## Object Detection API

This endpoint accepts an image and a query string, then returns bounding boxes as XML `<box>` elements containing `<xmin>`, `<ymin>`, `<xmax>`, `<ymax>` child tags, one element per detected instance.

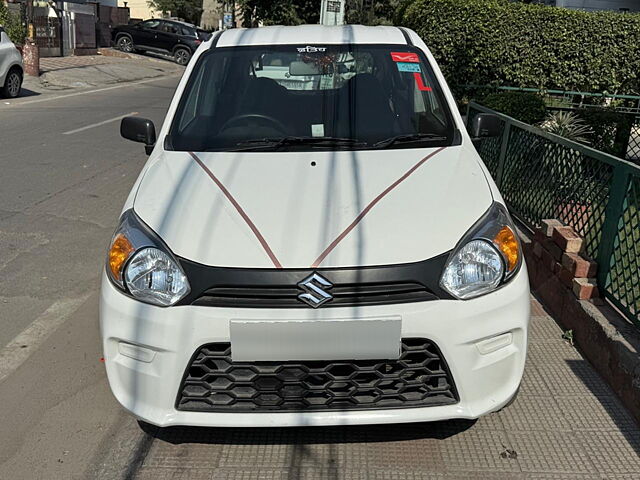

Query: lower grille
<box><xmin>176</xmin><ymin>338</ymin><xmax>458</xmax><ymax>412</ymax></box>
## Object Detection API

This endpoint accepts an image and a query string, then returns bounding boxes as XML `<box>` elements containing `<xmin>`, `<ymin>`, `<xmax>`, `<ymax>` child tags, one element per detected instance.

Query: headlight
<box><xmin>106</xmin><ymin>210</ymin><xmax>190</xmax><ymax>306</ymax></box>
<box><xmin>440</xmin><ymin>203</ymin><xmax>522</xmax><ymax>300</ymax></box>
<box><xmin>124</xmin><ymin>247</ymin><xmax>189</xmax><ymax>306</ymax></box>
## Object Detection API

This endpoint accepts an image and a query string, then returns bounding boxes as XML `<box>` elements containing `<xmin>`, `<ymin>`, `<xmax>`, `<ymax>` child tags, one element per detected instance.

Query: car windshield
<box><xmin>167</xmin><ymin>44</ymin><xmax>456</xmax><ymax>152</ymax></box>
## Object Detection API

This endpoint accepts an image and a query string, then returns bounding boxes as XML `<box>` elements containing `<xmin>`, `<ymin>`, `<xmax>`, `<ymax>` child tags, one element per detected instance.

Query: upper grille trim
<box><xmin>192</xmin><ymin>281</ymin><xmax>437</xmax><ymax>308</ymax></box>
<box><xmin>177</xmin><ymin>251</ymin><xmax>454</xmax><ymax>307</ymax></box>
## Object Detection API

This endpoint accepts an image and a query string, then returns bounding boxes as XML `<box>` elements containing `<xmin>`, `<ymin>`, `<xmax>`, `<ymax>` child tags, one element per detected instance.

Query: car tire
<box><xmin>116</xmin><ymin>34</ymin><xmax>134</xmax><ymax>53</ymax></box>
<box><xmin>173</xmin><ymin>47</ymin><xmax>191</xmax><ymax>66</ymax></box>
<box><xmin>2</xmin><ymin>67</ymin><xmax>22</xmax><ymax>98</ymax></box>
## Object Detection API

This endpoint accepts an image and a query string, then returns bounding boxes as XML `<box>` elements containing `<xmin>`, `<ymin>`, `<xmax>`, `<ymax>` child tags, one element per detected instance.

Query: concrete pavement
<box><xmin>19</xmin><ymin>52</ymin><xmax>184</xmax><ymax>96</ymax></box>
<box><xmin>0</xmin><ymin>76</ymin><xmax>638</xmax><ymax>479</ymax></box>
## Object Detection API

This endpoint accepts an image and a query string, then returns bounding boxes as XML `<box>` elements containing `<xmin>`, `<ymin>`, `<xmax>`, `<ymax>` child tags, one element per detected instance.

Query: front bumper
<box><xmin>99</xmin><ymin>266</ymin><xmax>530</xmax><ymax>427</ymax></box>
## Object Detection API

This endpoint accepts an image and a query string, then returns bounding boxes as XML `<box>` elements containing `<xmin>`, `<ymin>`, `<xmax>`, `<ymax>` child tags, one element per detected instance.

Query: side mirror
<box><xmin>470</xmin><ymin>113</ymin><xmax>501</xmax><ymax>138</ymax></box>
<box><xmin>121</xmin><ymin>116</ymin><xmax>156</xmax><ymax>154</ymax></box>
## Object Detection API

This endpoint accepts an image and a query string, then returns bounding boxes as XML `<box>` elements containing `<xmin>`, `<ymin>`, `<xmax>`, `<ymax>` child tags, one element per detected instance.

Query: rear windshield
<box><xmin>167</xmin><ymin>44</ymin><xmax>456</xmax><ymax>152</ymax></box>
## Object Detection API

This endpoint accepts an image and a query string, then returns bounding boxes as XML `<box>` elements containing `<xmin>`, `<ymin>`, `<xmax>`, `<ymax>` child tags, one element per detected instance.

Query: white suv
<box><xmin>0</xmin><ymin>26</ymin><xmax>23</xmax><ymax>98</ymax></box>
<box><xmin>102</xmin><ymin>25</ymin><xmax>530</xmax><ymax>428</ymax></box>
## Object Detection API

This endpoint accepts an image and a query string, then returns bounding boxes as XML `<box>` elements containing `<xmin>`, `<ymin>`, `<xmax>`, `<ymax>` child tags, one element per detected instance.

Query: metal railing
<box><xmin>467</xmin><ymin>102</ymin><xmax>640</xmax><ymax>327</ymax></box>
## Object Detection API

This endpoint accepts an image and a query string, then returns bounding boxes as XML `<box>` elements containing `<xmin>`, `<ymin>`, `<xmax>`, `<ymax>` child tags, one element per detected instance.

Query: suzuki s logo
<box><xmin>297</xmin><ymin>273</ymin><xmax>333</xmax><ymax>308</ymax></box>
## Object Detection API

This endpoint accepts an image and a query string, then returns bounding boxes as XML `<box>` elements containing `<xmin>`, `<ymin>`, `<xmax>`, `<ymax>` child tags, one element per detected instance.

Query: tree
<box><xmin>0</xmin><ymin>3</ymin><xmax>26</xmax><ymax>45</ymax></box>
<box><xmin>147</xmin><ymin>0</ymin><xmax>203</xmax><ymax>25</ymax></box>
<box><xmin>345</xmin><ymin>0</ymin><xmax>409</xmax><ymax>25</ymax></box>
<box><xmin>237</xmin><ymin>0</ymin><xmax>320</xmax><ymax>27</ymax></box>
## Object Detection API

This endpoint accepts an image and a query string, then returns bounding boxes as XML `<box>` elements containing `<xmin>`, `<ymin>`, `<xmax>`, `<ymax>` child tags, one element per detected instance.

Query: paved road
<box><xmin>0</xmin><ymin>77</ymin><xmax>181</xmax><ymax>479</ymax></box>
<box><xmin>0</xmin><ymin>78</ymin><xmax>639</xmax><ymax>479</ymax></box>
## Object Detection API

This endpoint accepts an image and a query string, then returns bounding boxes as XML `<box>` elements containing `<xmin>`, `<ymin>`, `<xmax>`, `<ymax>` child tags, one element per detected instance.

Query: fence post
<box><xmin>596</xmin><ymin>165</ymin><xmax>630</xmax><ymax>289</ymax></box>
<box><xmin>495</xmin><ymin>122</ymin><xmax>511</xmax><ymax>188</ymax></box>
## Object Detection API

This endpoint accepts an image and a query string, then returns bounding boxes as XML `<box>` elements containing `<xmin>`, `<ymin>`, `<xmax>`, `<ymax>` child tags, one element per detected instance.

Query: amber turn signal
<box><xmin>494</xmin><ymin>226</ymin><xmax>519</xmax><ymax>272</ymax></box>
<box><xmin>108</xmin><ymin>233</ymin><xmax>134</xmax><ymax>282</ymax></box>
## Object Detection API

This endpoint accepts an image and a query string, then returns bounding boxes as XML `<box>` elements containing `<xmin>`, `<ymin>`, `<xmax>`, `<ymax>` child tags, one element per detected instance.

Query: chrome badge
<box><xmin>297</xmin><ymin>273</ymin><xmax>333</xmax><ymax>308</ymax></box>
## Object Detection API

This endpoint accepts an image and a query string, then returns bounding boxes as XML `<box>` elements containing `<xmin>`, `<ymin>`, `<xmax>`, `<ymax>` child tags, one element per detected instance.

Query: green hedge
<box><xmin>481</xmin><ymin>91</ymin><xmax>547</xmax><ymax>124</ymax></box>
<box><xmin>401</xmin><ymin>0</ymin><xmax>640</xmax><ymax>96</ymax></box>
<box><xmin>0</xmin><ymin>3</ymin><xmax>26</xmax><ymax>45</ymax></box>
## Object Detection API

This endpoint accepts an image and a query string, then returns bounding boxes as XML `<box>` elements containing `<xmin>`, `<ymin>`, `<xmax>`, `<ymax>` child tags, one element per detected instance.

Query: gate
<box><xmin>97</xmin><ymin>6</ymin><xmax>129</xmax><ymax>48</ymax></box>
<box><xmin>33</xmin><ymin>12</ymin><xmax>62</xmax><ymax>57</ymax></box>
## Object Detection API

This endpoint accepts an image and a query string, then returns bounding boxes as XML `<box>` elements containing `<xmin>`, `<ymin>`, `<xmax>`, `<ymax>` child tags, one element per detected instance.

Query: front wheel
<box><xmin>116</xmin><ymin>35</ymin><xmax>134</xmax><ymax>53</ymax></box>
<box><xmin>2</xmin><ymin>69</ymin><xmax>22</xmax><ymax>98</ymax></box>
<box><xmin>173</xmin><ymin>48</ymin><xmax>191</xmax><ymax>66</ymax></box>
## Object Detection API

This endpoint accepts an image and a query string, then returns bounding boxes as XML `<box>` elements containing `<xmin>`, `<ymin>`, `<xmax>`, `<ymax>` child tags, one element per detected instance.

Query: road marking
<box><xmin>63</xmin><ymin>111</ymin><xmax>138</xmax><ymax>135</ymax></box>
<box><xmin>2</xmin><ymin>75</ymin><xmax>180</xmax><ymax>108</ymax></box>
<box><xmin>0</xmin><ymin>295</ymin><xmax>90</xmax><ymax>384</ymax></box>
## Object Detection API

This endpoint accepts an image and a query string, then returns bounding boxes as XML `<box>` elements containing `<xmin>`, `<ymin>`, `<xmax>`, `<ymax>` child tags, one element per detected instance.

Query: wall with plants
<box><xmin>400</xmin><ymin>0</ymin><xmax>640</xmax><ymax>96</ymax></box>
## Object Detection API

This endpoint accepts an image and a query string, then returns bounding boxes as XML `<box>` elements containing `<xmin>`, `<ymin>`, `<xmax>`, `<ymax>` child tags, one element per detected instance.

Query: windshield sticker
<box><xmin>390</xmin><ymin>52</ymin><xmax>419</xmax><ymax>63</ymax></box>
<box><xmin>311</xmin><ymin>124</ymin><xmax>325</xmax><ymax>137</ymax></box>
<box><xmin>413</xmin><ymin>72</ymin><xmax>432</xmax><ymax>91</ymax></box>
<box><xmin>297</xmin><ymin>46</ymin><xmax>327</xmax><ymax>53</ymax></box>
<box><xmin>397</xmin><ymin>62</ymin><xmax>421</xmax><ymax>73</ymax></box>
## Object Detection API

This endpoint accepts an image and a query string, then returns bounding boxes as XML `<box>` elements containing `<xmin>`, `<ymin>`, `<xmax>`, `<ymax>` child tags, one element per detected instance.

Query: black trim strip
<box><xmin>209</xmin><ymin>30</ymin><xmax>223</xmax><ymax>49</ymax></box>
<box><xmin>176</xmin><ymin>252</ymin><xmax>455</xmax><ymax>308</ymax></box>
<box><xmin>398</xmin><ymin>27</ymin><xmax>414</xmax><ymax>46</ymax></box>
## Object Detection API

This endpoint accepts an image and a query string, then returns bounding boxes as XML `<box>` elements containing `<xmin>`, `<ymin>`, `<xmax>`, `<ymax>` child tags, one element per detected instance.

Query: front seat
<box><xmin>333</xmin><ymin>73</ymin><xmax>399</xmax><ymax>143</ymax></box>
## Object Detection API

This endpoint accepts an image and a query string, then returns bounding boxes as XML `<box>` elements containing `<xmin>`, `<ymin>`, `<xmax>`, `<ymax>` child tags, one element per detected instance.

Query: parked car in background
<box><xmin>112</xmin><ymin>19</ymin><xmax>211</xmax><ymax>65</ymax></box>
<box><xmin>0</xmin><ymin>26</ymin><xmax>23</xmax><ymax>98</ymax></box>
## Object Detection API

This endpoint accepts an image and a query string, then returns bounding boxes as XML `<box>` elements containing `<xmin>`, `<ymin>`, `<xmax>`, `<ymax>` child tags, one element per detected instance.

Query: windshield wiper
<box><xmin>230</xmin><ymin>136</ymin><xmax>366</xmax><ymax>151</ymax></box>
<box><xmin>371</xmin><ymin>133</ymin><xmax>448</xmax><ymax>149</ymax></box>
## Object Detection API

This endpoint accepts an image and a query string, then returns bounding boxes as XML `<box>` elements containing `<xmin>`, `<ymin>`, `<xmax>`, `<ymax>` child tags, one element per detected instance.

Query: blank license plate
<box><xmin>230</xmin><ymin>317</ymin><xmax>401</xmax><ymax>362</ymax></box>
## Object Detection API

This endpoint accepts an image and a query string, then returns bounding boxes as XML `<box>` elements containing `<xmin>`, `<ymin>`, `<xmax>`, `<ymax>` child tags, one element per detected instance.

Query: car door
<box><xmin>156</xmin><ymin>21</ymin><xmax>179</xmax><ymax>53</ymax></box>
<box><xmin>133</xmin><ymin>19</ymin><xmax>162</xmax><ymax>50</ymax></box>
<box><xmin>0</xmin><ymin>27</ymin><xmax>12</xmax><ymax>82</ymax></box>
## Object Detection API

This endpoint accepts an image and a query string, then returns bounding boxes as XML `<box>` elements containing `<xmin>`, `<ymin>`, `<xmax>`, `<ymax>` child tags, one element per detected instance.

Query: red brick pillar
<box><xmin>22</xmin><ymin>40</ymin><xmax>40</xmax><ymax>77</ymax></box>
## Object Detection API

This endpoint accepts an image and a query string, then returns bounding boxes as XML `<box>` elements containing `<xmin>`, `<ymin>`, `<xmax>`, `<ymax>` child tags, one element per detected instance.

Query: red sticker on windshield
<box><xmin>413</xmin><ymin>72</ymin><xmax>432</xmax><ymax>91</ymax></box>
<box><xmin>390</xmin><ymin>52</ymin><xmax>419</xmax><ymax>63</ymax></box>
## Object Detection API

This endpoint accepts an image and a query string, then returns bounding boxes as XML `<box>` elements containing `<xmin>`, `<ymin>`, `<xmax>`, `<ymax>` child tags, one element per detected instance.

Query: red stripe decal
<box><xmin>311</xmin><ymin>146</ymin><xmax>447</xmax><ymax>268</ymax></box>
<box><xmin>391</xmin><ymin>52</ymin><xmax>420</xmax><ymax>63</ymax></box>
<box><xmin>413</xmin><ymin>72</ymin><xmax>432</xmax><ymax>91</ymax></box>
<box><xmin>189</xmin><ymin>152</ymin><xmax>283</xmax><ymax>269</ymax></box>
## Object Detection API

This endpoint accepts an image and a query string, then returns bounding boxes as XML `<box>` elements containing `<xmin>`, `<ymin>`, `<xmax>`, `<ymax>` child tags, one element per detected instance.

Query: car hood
<box><xmin>133</xmin><ymin>145</ymin><xmax>493</xmax><ymax>269</ymax></box>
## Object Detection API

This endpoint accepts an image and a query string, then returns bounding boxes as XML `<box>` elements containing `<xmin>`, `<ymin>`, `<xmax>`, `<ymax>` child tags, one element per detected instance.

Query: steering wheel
<box><xmin>220</xmin><ymin>114</ymin><xmax>288</xmax><ymax>134</ymax></box>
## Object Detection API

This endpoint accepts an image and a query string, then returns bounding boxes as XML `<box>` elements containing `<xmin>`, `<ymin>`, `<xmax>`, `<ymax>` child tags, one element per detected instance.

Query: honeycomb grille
<box><xmin>176</xmin><ymin>338</ymin><xmax>458</xmax><ymax>412</ymax></box>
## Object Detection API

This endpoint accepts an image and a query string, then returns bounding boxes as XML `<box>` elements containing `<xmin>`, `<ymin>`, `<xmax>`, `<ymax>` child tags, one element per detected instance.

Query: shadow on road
<box><xmin>14</xmin><ymin>88</ymin><xmax>41</xmax><ymax>99</ymax></box>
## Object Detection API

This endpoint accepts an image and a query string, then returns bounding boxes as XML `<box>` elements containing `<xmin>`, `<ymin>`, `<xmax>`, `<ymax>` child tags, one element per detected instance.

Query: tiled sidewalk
<box><xmin>39</xmin><ymin>55</ymin><xmax>126</xmax><ymax>73</ymax></box>
<box><xmin>132</xmin><ymin>297</ymin><xmax>640</xmax><ymax>479</ymax></box>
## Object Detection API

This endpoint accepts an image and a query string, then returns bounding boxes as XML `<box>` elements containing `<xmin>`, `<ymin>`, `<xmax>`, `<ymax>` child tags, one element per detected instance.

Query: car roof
<box><xmin>216</xmin><ymin>25</ymin><xmax>409</xmax><ymax>47</ymax></box>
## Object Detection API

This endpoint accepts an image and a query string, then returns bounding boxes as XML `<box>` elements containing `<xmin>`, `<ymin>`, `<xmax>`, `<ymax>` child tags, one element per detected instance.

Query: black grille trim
<box><xmin>176</xmin><ymin>338</ymin><xmax>459</xmax><ymax>412</ymax></box>
<box><xmin>193</xmin><ymin>281</ymin><xmax>436</xmax><ymax>308</ymax></box>
<box><xmin>177</xmin><ymin>252</ymin><xmax>454</xmax><ymax>307</ymax></box>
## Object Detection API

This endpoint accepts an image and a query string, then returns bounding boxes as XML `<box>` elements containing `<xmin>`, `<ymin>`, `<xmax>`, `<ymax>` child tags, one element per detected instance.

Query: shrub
<box><xmin>400</xmin><ymin>0</ymin><xmax>640</xmax><ymax>96</ymax></box>
<box><xmin>0</xmin><ymin>3</ymin><xmax>26</xmax><ymax>45</ymax></box>
<box><xmin>481</xmin><ymin>91</ymin><xmax>547</xmax><ymax>124</ymax></box>
<box><xmin>540</xmin><ymin>111</ymin><xmax>593</xmax><ymax>144</ymax></box>
<box><xmin>575</xmin><ymin>108</ymin><xmax>635</xmax><ymax>157</ymax></box>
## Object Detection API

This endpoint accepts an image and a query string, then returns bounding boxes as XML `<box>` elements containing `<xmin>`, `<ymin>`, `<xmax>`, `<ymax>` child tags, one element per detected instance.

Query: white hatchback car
<box><xmin>102</xmin><ymin>25</ymin><xmax>530</xmax><ymax>428</ymax></box>
<box><xmin>0</xmin><ymin>26</ymin><xmax>23</xmax><ymax>98</ymax></box>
